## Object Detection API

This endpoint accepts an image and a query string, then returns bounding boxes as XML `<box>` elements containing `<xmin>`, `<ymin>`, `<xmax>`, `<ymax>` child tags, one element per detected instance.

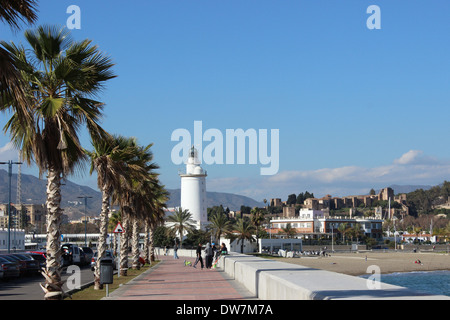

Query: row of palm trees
<box><xmin>0</xmin><ymin>1</ymin><xmax>168</xmax><ymax>299</ymax></box>
<box><xmin>166</xmin><ymin>207</ymin><xmax>265</xmax><ymax>254</ymax></box>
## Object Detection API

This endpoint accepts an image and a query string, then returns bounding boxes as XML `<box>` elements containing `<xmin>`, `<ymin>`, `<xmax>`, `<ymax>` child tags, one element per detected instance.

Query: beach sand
<box><xmin>276</xmin><ymin>251</ymin><xmax>450</xmax><ymax>276</ymax></box>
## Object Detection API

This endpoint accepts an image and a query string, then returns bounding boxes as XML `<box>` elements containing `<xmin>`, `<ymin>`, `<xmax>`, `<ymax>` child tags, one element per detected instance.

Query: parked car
<box><xmin>61</xmin><ymin>243</ymin><xmax>81</xmax><ymax>266</ymax></box>
<box><xmin>25</xmin><ymin>252</ymin><xmax>46</xmax><ymax>270</ymax></box>
<box><xmin>90</xmin><ymin>250</ymin><xmax>117</xmax><ymax>271</ymax></box>
<box><xmin>10</xmin><ymin>254</ymin><xmax>40</xmax><ymax>275</ymax></box>
<box><xmin>0</xmin><ymin>254</ymin><xmax>35</xmax><ymax>276</ymax></box>
<box><xmin>80</xmin><ymin>247</ymin><xmax>94</xmax><ymax>266</ymax></box>
<box><xmin>0</xmin><ymin>256</ymin><xmax>20</xmax><ymax>280</ymax></box>
<box><xmin>29</xmin><ymin>250</ymin><xmax>46</xmax><ymax>258</ymax></box>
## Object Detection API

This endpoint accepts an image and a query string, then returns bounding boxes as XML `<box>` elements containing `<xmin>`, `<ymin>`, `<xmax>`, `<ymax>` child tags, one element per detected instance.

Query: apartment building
<box><xmin>0</xmin><ymin>203</ymin><xmax>46</xmax><ymax>232</ymax></box>
<box><xmin>270</xmin><ymin>209</ymin><xmax>383</xmax><ymax>240</ymax></box>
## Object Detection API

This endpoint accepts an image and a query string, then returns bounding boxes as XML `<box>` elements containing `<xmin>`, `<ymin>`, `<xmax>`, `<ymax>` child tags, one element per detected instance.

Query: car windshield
<box><xmin>82</xmin><ymin>247</ymin><xmax>93</xmax><ymax>253</ymax></box>
<box><xmin>4</xmin><ymin>255</ymin><xmax>20</xmax><ymax>261</ymax></box>
<box><xmin>14</xmin><ymin>254</ymin><xmax>33</xmax><ymax>260</ymax></box>
<box><xmin>29</xmin><ymin>254</ymin><xmax>45</xmax><ymax>261</ymax></box>
<box><xmin>93</xmin><ymin>251</ymin><xmax>113</xmax><ymax>258</ymax></box>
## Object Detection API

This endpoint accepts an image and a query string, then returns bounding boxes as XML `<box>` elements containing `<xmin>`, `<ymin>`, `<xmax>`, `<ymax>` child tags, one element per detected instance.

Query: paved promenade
<box><xmin>104</xmin><ymin>255</ymin><xmax>257</xmax><ymax>300</ymax></box>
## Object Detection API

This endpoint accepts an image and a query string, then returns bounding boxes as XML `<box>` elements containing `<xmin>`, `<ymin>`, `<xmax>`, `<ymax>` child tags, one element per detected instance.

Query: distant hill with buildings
<box><xmin>166</xmin><ymin>189</ymin><xmax>263</xmax><ymax>211</ymax></box>
<box><xmin>0</xmin><ymin>169</ymin><xmax>102</xmax><ymax>220</ymax></box>
<box><xmin>0</xmin><ymin>169</ymin><xmax>263</xmax><ymax>218</ymax></box>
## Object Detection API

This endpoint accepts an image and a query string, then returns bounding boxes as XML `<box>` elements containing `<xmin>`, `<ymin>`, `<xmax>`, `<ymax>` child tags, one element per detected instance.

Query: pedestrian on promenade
<box><xmin>205</xmin><ymin>243</ymin><xmax>214</xmax><ymax>269</ymax></box>
<box><xmin>220</xmin><ymin>243</ymin><xmax>228</xmax><ymax>255</ymax></box>
<box><xmin>193</xmin><ymin>243</ymin><xmax>204</xmax><ymax>269</ymax></box>
<box><xmin>174</xmin><ymin>243</ymin><xmax>179</xmax><ymax>259</ymax></box>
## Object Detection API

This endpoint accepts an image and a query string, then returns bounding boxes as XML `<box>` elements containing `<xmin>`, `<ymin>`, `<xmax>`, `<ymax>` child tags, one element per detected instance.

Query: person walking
<box><xmin>205</xmin><ymin>243</ymin><xmax>214</xmax><ymax>269</ymax></box>
<box><xmin>173</xmin><ymin>243</ymin><xmax>179</xmax><ymax>259</ymax></box>
<box><xmin>193</xmin><ymin>243</ymin><xmax>204</xmax><ymax>269</ymax></box>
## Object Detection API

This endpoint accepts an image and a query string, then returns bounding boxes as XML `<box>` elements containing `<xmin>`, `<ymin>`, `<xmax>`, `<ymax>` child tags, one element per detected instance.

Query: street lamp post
<box><xmin>77</xmin><ymin>196</ymin><xmax>92</xmax><ymax>247</ymax></box>
<box><xmin>0</xmin><ymin>160</ymin><xmax>22</xmax><ymax>253</ymax></box>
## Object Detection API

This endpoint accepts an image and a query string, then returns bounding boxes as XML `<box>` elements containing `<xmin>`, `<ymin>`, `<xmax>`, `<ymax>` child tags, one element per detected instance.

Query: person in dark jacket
<box><xmin>193</xmin><ymin>243</ymin><xmax>204</xmax><ymax>269</ymax></box>
<box><xmin>204</xmin><ymin>243</ymin><xmax>214</xmax><ymax>269</ymax></box>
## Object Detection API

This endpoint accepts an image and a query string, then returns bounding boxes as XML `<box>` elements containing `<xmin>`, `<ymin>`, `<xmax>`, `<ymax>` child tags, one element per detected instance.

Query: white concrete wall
<box><xmin>161</xmin><ymin>249</ymin><xmax>449</xmax><ymax>300</ymax></box>
<box><xmin>217</xmin><ymin>253</ymin><xmax>450</xmax><ymax>300</ymax></box>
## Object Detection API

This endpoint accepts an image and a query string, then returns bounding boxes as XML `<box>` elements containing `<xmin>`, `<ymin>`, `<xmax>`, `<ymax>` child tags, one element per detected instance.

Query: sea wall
<box><xmin>155</xmin><ymin>248</ymin><xmax>449</xmax><ymax>300</ymax></box>
<box><xmin>216</xmin><ymin>253</ymin><xmax>450</xmax><ymax>300</ymax></box>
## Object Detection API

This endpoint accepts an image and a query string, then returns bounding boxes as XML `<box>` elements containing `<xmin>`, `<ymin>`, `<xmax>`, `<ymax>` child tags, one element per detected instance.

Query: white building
<box><xmin>179</xmin><ymin>146</ymin><xmax>208</xmax><ymax>230</ymax></box>
<box><xmin>270</xmin><ymin>208</ymin><xmax>384</xmax><ymax>240</ymax></box>
<box><xmin>0</xmin><ymin>228</ymin><xmax>25</xmax><ymax>252</ymax></box>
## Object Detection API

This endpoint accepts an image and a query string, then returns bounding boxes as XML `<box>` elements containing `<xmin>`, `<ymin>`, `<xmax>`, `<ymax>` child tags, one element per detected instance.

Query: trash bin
<box><xmin>100</xmin><ymin>257</ymin><xmax>114</xmax><ymax>285</ymax></box>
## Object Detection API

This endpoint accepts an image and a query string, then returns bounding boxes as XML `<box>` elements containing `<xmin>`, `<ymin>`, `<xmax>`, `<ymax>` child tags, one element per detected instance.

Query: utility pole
<box><xmin>0</xmin><ymin>160</ymin><xmax>22</xmax><ymax>253</ymax></box>
<box><xmin>77</xmin><ymin>196</ymin><xmax>92</xmax><ymax>247</ymax></box>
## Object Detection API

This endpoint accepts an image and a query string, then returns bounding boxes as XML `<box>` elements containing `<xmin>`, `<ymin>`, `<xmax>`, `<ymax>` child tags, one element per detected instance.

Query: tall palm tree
<box><xmin>112</xmin><ymin>141</ymin><xmax>159</xmax><ymax>275</ymax></box>
<box><xmin>167</xmin><ymin>208</ymin><xmax>196</xmax><ymax>248</ymax></box>
<box><xmin>143</xmin><ymin>181</ymin><xmax>168</xmax><ymax>264</ymax></box>
<box><xmin>209</xmin><ymin>211</ymin><xmax>232</xmax><ymax>244</ymax></box>
<box><xmin>0</xmin><ymin>0</ymin><xmax>37</xmax><ymax>29</ymax></box>
<box><xmin>234</xmin><ymin>218</ymin><xmax>255</xmax><ymax>253</ymax></box>
<box><xmin>250</xmin><ymin>207</ymin><xmax>265</xmax><ymax>250</ymax></box>
<box><xmin>0</xmin><ymin>0</ymin><xmax>37</xmax><ymax>109</ymax></box>
<box><xmin>1</xmin><ymin>25</ymin><xmax>115</xmax><ymax>299</ymax></box>
<box><xmin>86</xmin><ymin>134</ymin><xmax>145</xmax><ymax>289</ymax></box>
<box><xmin>109</xmin><ymin>210</ymin><xmax>121</xmax><ymax>254</ymax></box>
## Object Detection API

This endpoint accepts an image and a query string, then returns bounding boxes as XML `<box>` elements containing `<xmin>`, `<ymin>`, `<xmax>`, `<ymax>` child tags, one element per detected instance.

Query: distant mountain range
<box><xmin>0</xmin><ymin>169</ymin><xmax>103</xmax><ymax>220</ymax></box>
<box><xmin>0</xmin><ymin>170</ymin><xmax>263</xmax><ymax>219</ymax></box>
<box><xmin>389</xmin><ymin>184</ymin><xmax>432</xmax><ymax>194</ymax></box>
<box><xmin>165</xmin><ymin>189</ymin><xmax>263</xmax><ymax>211</ymax></box>
<box><xmin>1</xmin><ymin>169</ymin><xmax>440</xmax><ymax>218</ymax></box>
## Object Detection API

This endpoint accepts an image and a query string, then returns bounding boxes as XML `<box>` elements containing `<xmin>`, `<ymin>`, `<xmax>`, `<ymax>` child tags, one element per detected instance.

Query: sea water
<box><xmin>361</xmin><ymin>270</ymin><xmax>450</xmax><ymax>297</ymax></box>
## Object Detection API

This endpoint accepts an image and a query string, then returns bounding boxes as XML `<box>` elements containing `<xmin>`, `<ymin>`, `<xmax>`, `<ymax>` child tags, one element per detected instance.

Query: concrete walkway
<box><xmin>103</xmin><ymin>255</ymin><xmax>257</xmax><ymax>300</ymax></box>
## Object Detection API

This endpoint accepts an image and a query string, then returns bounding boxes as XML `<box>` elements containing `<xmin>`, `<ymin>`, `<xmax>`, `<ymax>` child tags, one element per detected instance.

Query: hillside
<box><xmin>0</xmin><ymin>169</ymin><xmax>103</xmax><ymax>221</ymax></box>
<box><xmin>166</xmin><ymin>189</ymin><xmax>263</xmax><ymax>211</ymax></box>
<box><xmin>0</xmin><ymin>170</ymin><xmax>263</xmax><ymax>219</ymax></box>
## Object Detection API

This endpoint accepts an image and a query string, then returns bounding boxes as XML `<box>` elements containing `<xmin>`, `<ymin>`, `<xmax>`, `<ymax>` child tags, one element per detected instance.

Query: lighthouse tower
<box><xmin>179</xmin><ymin>146</ymin><xmax>207</xmax><ymax>230</ymax></box>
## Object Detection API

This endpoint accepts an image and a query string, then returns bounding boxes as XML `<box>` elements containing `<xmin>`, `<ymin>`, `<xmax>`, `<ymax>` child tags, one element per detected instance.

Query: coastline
<box><xmin>276</xmin><ymin>251</ymin><xmax>450</xmax><ymax>276</ymax></box>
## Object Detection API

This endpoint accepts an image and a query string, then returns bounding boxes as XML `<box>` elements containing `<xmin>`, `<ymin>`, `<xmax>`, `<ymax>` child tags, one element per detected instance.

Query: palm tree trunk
<box><xmin>143</xmin><ymin>222</ymin><xmax>150</xmax><ymax>264</ymax></box>
<box><xmin>120</xmin><ymin>208</ymin><xmax>130</xmax><ymax>276</ymax></box>
<box><xmin>113</xmin><ymin>233</ymin><xmax>118</xmax><ymax>255</ymax></box>
<box><xmin>94</xmin><ymin>188</ymin><xmax>110</xmax><ymax>290</ymax></box>
<box><xmin>132</xmin><ymin>216</ymin><xmax>140</xmax><ymax>270</ymax></box>
<box><xmin>149</xmin><ymin>225</ymin><xmax>156</xmax><ymax>262</ymax></box>
<box><xmin>41</xmin><ymin>168</ymin><xmax>64</xmax><ymax>300</ymax></box>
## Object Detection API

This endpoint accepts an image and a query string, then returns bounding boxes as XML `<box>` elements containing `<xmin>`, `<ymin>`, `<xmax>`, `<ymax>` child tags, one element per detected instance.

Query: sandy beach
<box><xmin>276</xmin><ymin>251</ymin><xmax>450</xmax><ymax>276</ymax></box>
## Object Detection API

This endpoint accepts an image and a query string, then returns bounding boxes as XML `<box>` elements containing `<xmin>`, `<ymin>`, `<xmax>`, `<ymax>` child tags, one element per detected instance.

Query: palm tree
<box><xmin>338</xmin><ymin>223</ymin><xmax>349</xmax><ymax>244</ymax></box>
<box><xmin>143</xmin><ymin>182</ymin><xmax>168</xmax><ymax>263</ymax></box>
<box><xmin>86</xmin><ymin>134</ymin><xmax>146</xmax><ymax>289</ymax></box>
<box><xmin>209</xmin><ymin>211</ymin><xmax>232</xmax><ymax>244</ymax></box>
<box><xmin>234</xmin><ymin>218</ymin><xmax>255</xmax><ymax>253</ymax></box>
<box><xmin>250</xmin><ymin>207</ymin><xmax>265</xmax><ymax>249</ymax></box>
<box><xmin>279</xmin><ymin>223</ymin><xmax>297</xmax><ymax>239</ymax></box>
<box><xmin>0</xmin><ymin>0</ymin><xmax>37</xmax><ymax>110</ymax></box>
<box><xmin>167</xmin><ymin>208</ymin><xmax>196</xmax><ymax>248</ymax></box>
<box><xmin>111</xmin><ymin>141</ymin><xmax>159</xmax><ymax>275</ymax></box>
<box><xmin>109</xmin><ymin>211</ymin><xmax>121</xmax><ymax>254</ymax></box>
<box><xmin>1</xmin><ymin>25</ymin><xmax>115</xmax><ymax>299</ymax></box>
<box><xmin>0</xmin><ymin>0</ymin><xmax>37</xmax><ymax>29</ymax></box>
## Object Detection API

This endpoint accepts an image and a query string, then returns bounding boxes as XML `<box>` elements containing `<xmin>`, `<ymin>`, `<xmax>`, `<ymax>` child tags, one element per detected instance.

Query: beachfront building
<box><xmin>179</xmin><ymin>146</ymin><xmax>208</xmax><ymax>230</ymax></box>
<box><xmin>269</xmin><ymin>208</ymin><xmax>384</xmax><ymax>241</ymax></box>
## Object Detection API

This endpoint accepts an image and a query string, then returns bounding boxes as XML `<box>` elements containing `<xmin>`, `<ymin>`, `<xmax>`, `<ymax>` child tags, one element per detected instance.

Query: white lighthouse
<box><xmin>179</xmin><ymin>146</ymin><xmax>208</xmax><ymax>230</ymax></box>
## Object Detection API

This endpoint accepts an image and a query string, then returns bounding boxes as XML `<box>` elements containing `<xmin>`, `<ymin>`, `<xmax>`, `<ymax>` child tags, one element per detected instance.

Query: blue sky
<box><xmin>1</xmin><ymin>0</ymin><xmax>450</xmax><ymax>202</ymax></box>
